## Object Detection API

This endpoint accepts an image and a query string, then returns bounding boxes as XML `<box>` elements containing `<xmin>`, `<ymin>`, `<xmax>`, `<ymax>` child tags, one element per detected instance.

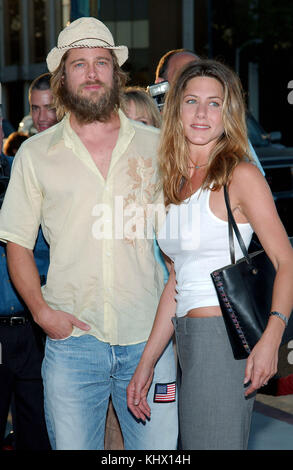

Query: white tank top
<box><xmin>158</xmin><ymin>188</ymin><xmax>253</xmax><ymax>317</ymax></box>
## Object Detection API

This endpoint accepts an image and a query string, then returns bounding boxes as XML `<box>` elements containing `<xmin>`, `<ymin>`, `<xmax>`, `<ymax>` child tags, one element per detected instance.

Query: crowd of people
<box><xmin>0</xmin><ymin>17</ymin><xmax>292</xmax><ymax>451</ymax></box>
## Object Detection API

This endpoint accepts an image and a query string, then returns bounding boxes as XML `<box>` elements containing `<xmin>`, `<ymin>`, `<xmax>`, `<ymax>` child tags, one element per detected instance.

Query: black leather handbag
<box><xmin>211</xmin><ymin>186</ymin><xmax>293</xmax><ymax>360</ymax></box>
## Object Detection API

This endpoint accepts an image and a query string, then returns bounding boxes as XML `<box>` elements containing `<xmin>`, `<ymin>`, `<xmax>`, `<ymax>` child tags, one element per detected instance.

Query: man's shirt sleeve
<box><xmin>0</xmin><ymin>148</ymin><xmax>42</xmax><ymax>249</ymax></box>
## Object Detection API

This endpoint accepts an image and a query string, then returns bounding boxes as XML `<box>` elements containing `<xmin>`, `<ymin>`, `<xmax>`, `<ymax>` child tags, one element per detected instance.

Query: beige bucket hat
<box><xmin>46</xmin><ymin>17</ymin><xmax>128</xmax><ymax>72</ymax></box>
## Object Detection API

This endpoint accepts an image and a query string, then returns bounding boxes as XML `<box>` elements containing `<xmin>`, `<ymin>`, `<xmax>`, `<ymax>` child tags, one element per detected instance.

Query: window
<box><xmin>100</xmin><ymin>0</ymin><xmax>149</xmax><ymax>50</ymax></box>
<box><xmin>30</xmin><ymin>0</ymin><xmax>47</xmax><ymax>63</ymax></box>
<box><xmin>4</xmin><ymin>0</ymin><xmax>21</xmax><ymax>65</ymax></box>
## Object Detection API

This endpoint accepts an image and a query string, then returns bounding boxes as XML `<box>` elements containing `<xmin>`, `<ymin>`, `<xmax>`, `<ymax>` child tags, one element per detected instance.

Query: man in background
<box><xmin>155</xmin><ymin>48</ymin><xmax>200</xmax><ymax>84</ymax></box>
<box><xmin>29</xmin><ymin>73</ymin><xmax>58</xmax><ymax>133</ymax></box>
<box><xmin>19</xmin><ymin>73</ymin><xmax>58</xmax><ymax>136</ymax></box>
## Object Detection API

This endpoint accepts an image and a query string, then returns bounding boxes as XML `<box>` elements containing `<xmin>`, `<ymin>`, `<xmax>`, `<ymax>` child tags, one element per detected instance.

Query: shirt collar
<box><xmin>48</xmin><ymin>110</ymin><xmax>134</xmax><ymax>147</ymax></box>
<box><xmin>47</xmin><ymin>116</ymin><xmax>67</xmax><ymax>151</ymax></box>
<box><xmin>110</xmin><ymin>109</ymin><xmax>135</xmax><ymax>167</ymax></box>
<box><xmin>47</xmin><ymin>110</ymin><xmax>136</xmax><ymax>175</ymax></box>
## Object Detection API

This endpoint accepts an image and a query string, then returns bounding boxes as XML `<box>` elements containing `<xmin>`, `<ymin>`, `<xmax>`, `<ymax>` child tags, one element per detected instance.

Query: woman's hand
<box><xmin>127</xmin><ymin>362</ymin><xmax>154</xmax><ymax>422</ymax></box>
<box><xmin>244</xmin><ymin>332</ymin><xmax>280</xmax><ymax>397</ymax></box>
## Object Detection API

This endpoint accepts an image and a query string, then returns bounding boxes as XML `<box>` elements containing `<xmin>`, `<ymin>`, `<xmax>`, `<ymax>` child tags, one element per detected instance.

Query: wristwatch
<box><xmin>269</xmin><ymin>311</ymin><xmax>288</xmax><ymax>327</ymax></box>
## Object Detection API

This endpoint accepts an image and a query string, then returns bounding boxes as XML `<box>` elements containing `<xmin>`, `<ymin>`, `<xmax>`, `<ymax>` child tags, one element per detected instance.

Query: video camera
<box><xmin>147</xmin><ymin>81</ymin><xmax>169</xmax><ymax>111</ymax></box>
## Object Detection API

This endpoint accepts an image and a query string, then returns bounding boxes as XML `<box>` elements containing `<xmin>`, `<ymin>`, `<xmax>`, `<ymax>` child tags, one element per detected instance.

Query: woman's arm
<box><xmin>127</xmin><ymin>260</ymin><xmax>177</xmax><ymax>420</ymax></box>
<box><xmin>229</xmin><ymin>163</ymin><xmax>293</xmax><ymax>396</ymax></box>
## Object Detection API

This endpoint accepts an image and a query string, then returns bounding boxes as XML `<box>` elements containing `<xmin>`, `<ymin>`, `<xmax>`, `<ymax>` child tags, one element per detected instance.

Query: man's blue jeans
<box><xmin>41</xmin><ymin>334</ymin><xmax>178</xmax><ymax>450</ymax></box>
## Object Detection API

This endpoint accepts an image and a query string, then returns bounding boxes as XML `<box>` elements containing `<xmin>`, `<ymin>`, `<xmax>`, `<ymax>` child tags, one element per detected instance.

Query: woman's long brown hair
<box><xmin>158</xmin><ymin>59</ymin><xmax>253</xmax><ymax>206</ymax></box>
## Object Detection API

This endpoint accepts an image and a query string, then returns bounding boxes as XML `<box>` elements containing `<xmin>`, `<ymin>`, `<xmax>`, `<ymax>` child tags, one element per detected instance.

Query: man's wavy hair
<box><xmin>50</xmin><ymin>49</ymin><xmax>128</xmax><ymax>121</ymax></box>
<box><xmin>158</xmin><ymin>59</ymin><xmax>253</xmax><ymax>206</ymax></box>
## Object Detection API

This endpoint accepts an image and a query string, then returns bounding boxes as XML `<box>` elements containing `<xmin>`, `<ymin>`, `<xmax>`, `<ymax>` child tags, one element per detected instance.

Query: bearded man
<box><xmin>0</xmin><ymin>18</ymin><xmax>178</xmax><ymax>450</ymax></box>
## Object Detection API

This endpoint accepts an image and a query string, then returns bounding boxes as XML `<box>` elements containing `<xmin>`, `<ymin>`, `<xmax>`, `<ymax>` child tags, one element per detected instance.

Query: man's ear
<box><xmin>155</xmin><ymin>77</ymin><xmax>165</xmax><ymax>84</ymax></box>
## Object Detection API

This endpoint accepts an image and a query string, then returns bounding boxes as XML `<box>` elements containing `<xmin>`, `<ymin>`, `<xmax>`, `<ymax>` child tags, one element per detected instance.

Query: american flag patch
<box><xmin>153</xmin><ymin>382</ymin><xmax>176</xmax><ymax>403</ymax></box>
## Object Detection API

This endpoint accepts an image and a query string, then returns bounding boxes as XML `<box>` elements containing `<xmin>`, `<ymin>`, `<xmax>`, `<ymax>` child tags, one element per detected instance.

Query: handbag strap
<box><xmin>224</xmin><ymin>185</ymin><xmax>250</xmax><ymax>264</ymax></box>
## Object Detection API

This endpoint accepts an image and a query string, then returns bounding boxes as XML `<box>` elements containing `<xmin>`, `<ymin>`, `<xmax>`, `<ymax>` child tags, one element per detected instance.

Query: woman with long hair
<box><xmin>121</xmin><ymin>86</ymin><xmax>162</xmax><ymax>128</ymax></box>
<box><xmin>127</xmin><ymin>59</ymin><xmax>293</xmax><ymax>450</ymax></box>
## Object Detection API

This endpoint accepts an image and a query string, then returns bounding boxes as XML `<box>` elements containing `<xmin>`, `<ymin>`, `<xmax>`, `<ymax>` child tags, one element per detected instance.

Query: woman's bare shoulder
<box><xmin>232</xmin><ymin>160</ymin><xmax>264</xmax><ymax>180</ymax></box>
<box><xmin>229</xmin><ymin>160</ymin><xmax>270</xmax><ymax>208</ymax></box>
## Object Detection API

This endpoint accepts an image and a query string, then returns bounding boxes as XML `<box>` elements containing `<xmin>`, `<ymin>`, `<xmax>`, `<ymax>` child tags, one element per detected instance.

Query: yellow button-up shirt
<box><xmin>0</xmin><ymin>111</ymin><xmax>165</xmax><ymax>345</ymax></box>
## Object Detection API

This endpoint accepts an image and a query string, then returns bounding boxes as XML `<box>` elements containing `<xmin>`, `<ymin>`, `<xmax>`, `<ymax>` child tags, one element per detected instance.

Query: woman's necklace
<box><xmin>188</xmin><ymin>162</ymin><xmax>208</xmax><ymax>169</ymax></box>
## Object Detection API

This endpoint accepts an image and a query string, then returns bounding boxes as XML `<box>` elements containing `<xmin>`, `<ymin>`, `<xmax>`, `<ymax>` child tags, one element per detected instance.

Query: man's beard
<box><xmin>60</xmin><ymin>77</ymin><xmax>120</xmax><ymax>124</ymax></box>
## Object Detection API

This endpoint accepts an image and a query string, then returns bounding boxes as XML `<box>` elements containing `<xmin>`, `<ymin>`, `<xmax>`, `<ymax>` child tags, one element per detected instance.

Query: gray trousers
<box><xmin>173</xmin><ymin>316</ymin><xmax>255</xmax><ymax>450</ymax></box>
